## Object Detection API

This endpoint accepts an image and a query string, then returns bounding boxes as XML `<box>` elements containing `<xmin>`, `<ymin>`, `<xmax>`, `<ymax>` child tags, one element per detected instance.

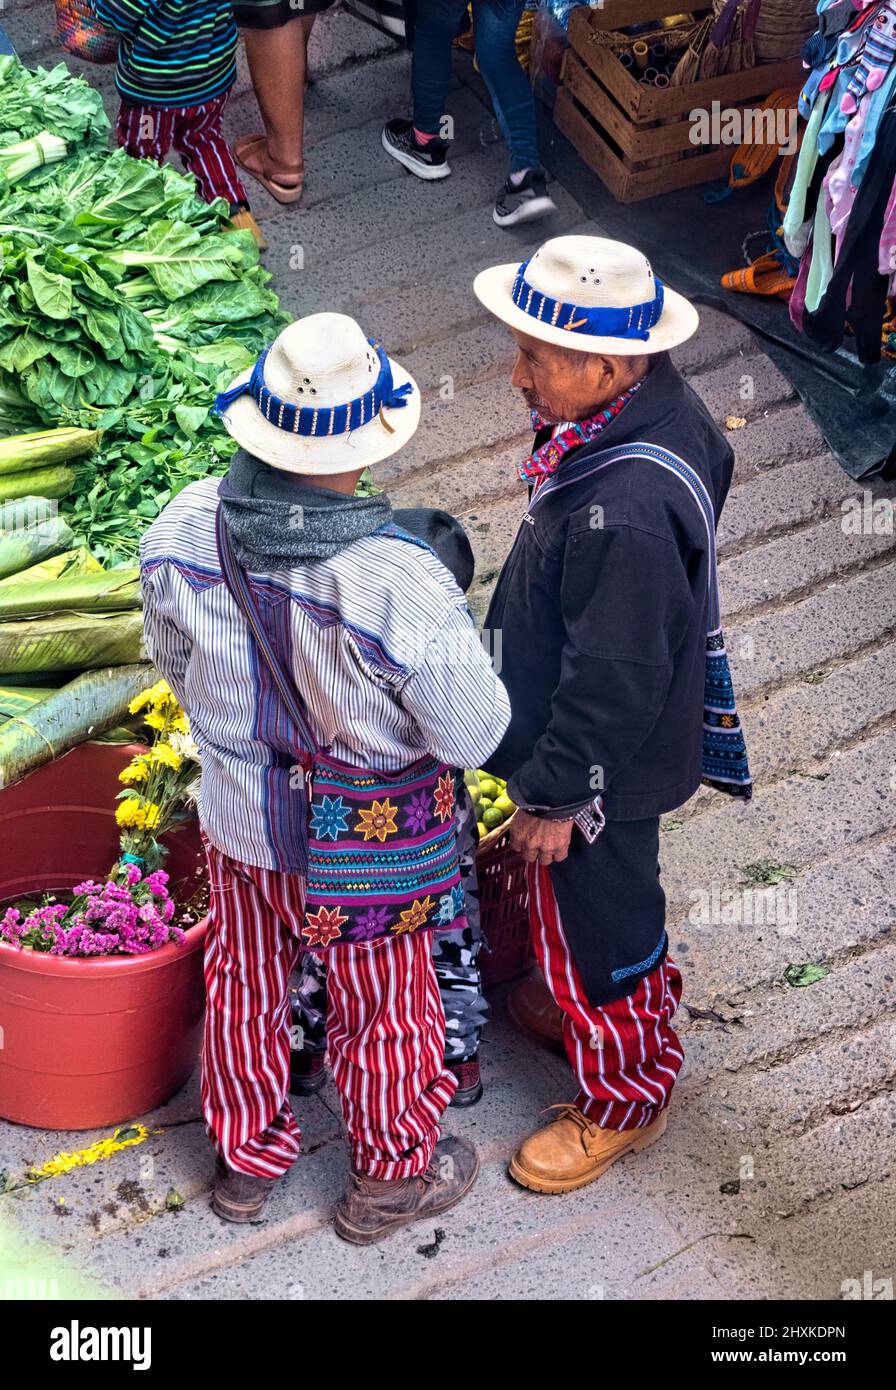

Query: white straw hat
<box><xmin>473</xmin><ymin>234</ymin><xmax>698</xmax><ymax>356</ymax></box>
<box><xmin>214</xmin><ymin>312</ymin><xmax>421</xmax><ymax>475</ymax></box>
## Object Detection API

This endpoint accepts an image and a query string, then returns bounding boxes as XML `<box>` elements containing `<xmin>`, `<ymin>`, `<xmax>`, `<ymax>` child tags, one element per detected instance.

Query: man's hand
<box><xmin>508</xmin><ymin>809</ymin><xmax>573</xmax><ymax>865</ymax></box>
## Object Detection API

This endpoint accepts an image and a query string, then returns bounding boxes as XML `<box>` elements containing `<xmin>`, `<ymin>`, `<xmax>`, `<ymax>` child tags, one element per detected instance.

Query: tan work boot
<box><xmin>505</xmin><ymin>971</ymin><xmax>565</xmax><ymax>1055</ymax></box>
<box><xmin>334</xmin><ymin>1135</ymin><xmax>480</xmax><ymax>1245</ymax></box>
<box><xmin>509</xmin><ymin>1106</ymin><xmax>668</xmax><ymax>1194</ymax></box>
<box><xmin>227</xmin><ymin>207</ymin><xmax>268</xmax><ymax>251</ymax></box>
<box><xmin>211</xmin><ymin>1156</ymin><xmax>277</xmax><ymax>1223</ymax></box>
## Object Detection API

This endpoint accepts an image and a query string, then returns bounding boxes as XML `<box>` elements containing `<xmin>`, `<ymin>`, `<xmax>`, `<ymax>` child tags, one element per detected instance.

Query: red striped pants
<box><xmin>528</xmin><ymin>864</ymin><xmax>684</xmax><ymax>1130</ymax></box>
<box><xmin>202</xmin><ymin>842</ymin><xmax>457</xmax><ymax>1180</ymax></box>
<box><xmin>115</xmin><ymin>95</ymin><xmax>247</xmax><ymax>207</ymax></box>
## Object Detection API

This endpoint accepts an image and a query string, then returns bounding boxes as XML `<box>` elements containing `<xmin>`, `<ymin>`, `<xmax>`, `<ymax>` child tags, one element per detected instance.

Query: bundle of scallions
<box><xmin>0</xmin><ymin>131</ymin><xmax>69</xmax><ymax>185</ymax></box>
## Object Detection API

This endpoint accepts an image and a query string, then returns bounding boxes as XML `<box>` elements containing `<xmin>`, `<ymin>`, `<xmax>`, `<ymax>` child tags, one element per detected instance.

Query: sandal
<box><xmin>235</xmin><ymin>137</ymin><xmax>305</xmax><ymax>205</ymax></box>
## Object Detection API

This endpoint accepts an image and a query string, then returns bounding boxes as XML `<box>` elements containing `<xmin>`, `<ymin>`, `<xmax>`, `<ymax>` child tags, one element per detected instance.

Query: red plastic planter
<box><xmin>0</xmin><ymin>743</ymin><xmax>207</xmax><ymax>1130</ymax></box>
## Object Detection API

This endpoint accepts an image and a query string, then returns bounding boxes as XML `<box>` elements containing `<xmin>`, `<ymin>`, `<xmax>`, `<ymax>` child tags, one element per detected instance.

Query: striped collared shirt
<box><xmin>140</xmin><ymin>479</ymin><xmax>511</xmax><ymax>873</ymax></box>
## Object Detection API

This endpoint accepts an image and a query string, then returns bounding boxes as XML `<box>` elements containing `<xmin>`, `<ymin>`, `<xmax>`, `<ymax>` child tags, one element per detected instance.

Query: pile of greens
<box><xmin>0</xmin><ymin>64</ymin><xmax>288</xmax><ymax>563</ymax></box>
<box><xmin>0</xmin><ymin>55</ymin><xmax>109</xmax><ymax>149</ymax></box>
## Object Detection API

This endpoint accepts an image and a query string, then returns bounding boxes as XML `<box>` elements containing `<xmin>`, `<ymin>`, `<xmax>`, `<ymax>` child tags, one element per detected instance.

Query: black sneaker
<box><xmin>382</xmin><ymin>118</ymin><xmax>451</xmax><ymax>181</ymax></box>
<box><xmin>493</xmin><ymin>167</ymin><xmax>557</xmax><ymax>228</ymax></box>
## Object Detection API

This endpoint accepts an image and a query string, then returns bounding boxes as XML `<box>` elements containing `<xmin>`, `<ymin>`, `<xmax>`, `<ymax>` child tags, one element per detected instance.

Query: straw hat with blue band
<box><xmin>213</xmin><ymin>311</ymin><xmax>421</xmax><ymax>474</ymax></box>
<box><xmin>473</xmin><ymin>234</ymin><xmax>699</xmax><ymax>356</ymax></box>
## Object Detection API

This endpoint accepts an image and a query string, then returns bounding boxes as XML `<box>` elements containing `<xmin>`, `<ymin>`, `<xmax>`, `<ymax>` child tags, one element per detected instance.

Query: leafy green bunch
<box><xmin>0</xmin><ymin>145</ymin><xmax>288</xmax><ymax>563</ymax></box>
<box><xmin>0</xmin><ymin>56</ymin><xmax>109</xmax><ymax>150</ymax></box>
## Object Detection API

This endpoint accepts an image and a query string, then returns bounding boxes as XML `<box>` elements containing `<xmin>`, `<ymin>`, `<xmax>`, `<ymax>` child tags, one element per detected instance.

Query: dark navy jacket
<box><xmin>484</xmin><ymin>352</ymin><xmax>734</xmax><ymax>823</ymax></box>
<box><xmin>483</xmin><ymin>353</ymin><xmax>735</xmax><ymax>1004</ymax></box>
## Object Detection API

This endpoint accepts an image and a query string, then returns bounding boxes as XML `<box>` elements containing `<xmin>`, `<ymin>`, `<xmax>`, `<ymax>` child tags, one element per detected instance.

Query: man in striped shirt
<box><xmin>140</xmin><ymin>313</ymin><xmax>510</xmax><ymax>1242</ymax></box>
<box><xmin>92</xmin><ymin>0</ymin><xmax>263</xmax><ymax>245</ymax></box>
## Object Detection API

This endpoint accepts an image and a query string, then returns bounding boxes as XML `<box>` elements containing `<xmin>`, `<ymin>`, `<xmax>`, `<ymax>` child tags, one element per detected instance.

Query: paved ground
<box><xmin>2</xmin><ymin>3</ymin><xmax>895</xmax><ymax>1302</ymax></box>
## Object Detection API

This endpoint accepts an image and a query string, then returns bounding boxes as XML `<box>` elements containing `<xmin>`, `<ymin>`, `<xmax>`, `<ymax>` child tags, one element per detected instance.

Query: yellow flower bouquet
<box><xmin>114</xmin><ymin>680</ymin><xmax>201</xmax><ymax>875</ymax></box>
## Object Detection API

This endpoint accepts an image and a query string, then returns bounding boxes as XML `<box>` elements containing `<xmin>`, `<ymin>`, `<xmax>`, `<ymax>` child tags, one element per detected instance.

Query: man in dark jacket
<box><xmin>473</xmin><ymin>235</ymin><xmax>741</xmax><ymax>1193</ymax></box>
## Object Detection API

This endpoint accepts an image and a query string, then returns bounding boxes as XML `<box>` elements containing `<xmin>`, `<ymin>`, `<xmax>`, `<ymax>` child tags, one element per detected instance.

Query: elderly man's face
<box><xmin>510</xmin><ymin>329</ymin><xmax>647</xmax><ymax>425</ymax></box>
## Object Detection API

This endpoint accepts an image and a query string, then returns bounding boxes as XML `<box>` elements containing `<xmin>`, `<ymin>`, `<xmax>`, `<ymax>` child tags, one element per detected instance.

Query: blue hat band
<box><xmin>512</xmin><ymin>260</ymin><xmax>665</xmax><ymax>343</ymax></box>
<box><xmin>213</xmin><ymin>339</ymin><xmax>413</xmax><ymax>437</ymax></box>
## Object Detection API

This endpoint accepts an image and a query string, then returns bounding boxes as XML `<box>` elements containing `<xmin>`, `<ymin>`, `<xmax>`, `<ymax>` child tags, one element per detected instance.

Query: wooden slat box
<box><xmin>555</xmin><ymin>2</ymin><xmax>805</xmax><ymax>203</ymax></box>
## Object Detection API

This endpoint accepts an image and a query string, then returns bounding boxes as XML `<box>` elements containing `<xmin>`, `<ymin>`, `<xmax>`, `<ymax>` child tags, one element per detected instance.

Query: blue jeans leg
<box><xmin>411</xmin><ymin>0</ymin><xmax>540</xmax><ymax>172</ymax></box>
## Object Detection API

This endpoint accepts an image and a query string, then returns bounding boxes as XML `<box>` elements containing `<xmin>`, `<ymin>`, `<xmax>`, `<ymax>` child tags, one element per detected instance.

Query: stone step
<box><xmin>229</xmin><ymin>86</ymin><xmax>498</xmax><ymax>222</ymax></box>
<box><xmin>694</xmin><ymin>1168</ymin><xmax>896</xmax><ymax>1301</ymax></box>
<box><xmin>389</xmin><ymin>439</ymin><xmax>527</xmax><ymax>519</ymax></box>
<box><xmin>720</xmin><ymin>513</ymin><xmax>896</xmax><ymax>620</ymax></box>
<box><xmin>380</xmin><ymin>374</ymin><xmax>525</xmax><ymax>484</ymax></box>
<box><xmin>226</xmin><ymin>47</ymin><xmax>448</xmax><ymax>155</ymax></box>
<box><xmin>660</xmin><ymin>726</ymin><xmax>896</xmax><ymax>907</ymax></box>
<box><xmin>686</xmin><ymin>353</ymin><xmax>796</xmax><ymax>427</ymax></box>
<box><xmin>399</xmin><ymin>317</ymin><xmax>516</xmax><ymax>398</ymax></box>
<box><xmin>719</xmin><ymin>453</ymin><xmax>867</xmax><ymax>552</ymax></box>
<box><xmin>666</xmin><ymin>833</ymin><xmax>896</xmax><ymax>1002</ymax></box>
<box><xmin>272</xmin><ymin>185</ymin><xmax>586</xmax><ymax>313</ymax></box>
<box><xmin>726</xmin><ymin>559</ymin><xmax>896</xmax><ymax>699</ymax></box>
<box><xmin>737</xmin><ymin>640</ymin><xmax>896</xmax><ymax>783</ymax></box>
<box><xmin>729</xmin><ymin>399</ymin><xmax>828</xmax><ymax>473</ymax></box>
<box><xmin>682</xmin><ymin>940</ymin><xmax>896</xmax><ymax>1087</ymax></box>
<box><xmin>686</xmin><ymin>1014</ymin><xmax>896</xmax><ymax>1146</ymax></box>
<box><xmin>671</xmin><ymin>304</ymin><xmax>756</xmax><ymax>377</ymax></box>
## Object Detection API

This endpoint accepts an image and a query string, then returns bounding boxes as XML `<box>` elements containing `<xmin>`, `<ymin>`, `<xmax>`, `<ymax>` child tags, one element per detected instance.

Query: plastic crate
<box><xmin>476</xmin><ymin>817</ymin><xmax>533</xmax><ymax>990</ymax></box>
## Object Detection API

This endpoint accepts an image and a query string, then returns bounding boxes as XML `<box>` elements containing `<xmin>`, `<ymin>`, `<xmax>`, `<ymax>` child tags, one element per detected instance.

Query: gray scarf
<box><xmin>218</xmin><ymin>449</ymin><xmax>393</xmax><ymax>570</ymax></box>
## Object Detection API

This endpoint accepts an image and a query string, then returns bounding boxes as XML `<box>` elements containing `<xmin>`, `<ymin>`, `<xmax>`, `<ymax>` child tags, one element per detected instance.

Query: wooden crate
<box><xmin>556</xmin><ymin>2</ymin><xmax>805</xmax><ymax>203</ymax></box>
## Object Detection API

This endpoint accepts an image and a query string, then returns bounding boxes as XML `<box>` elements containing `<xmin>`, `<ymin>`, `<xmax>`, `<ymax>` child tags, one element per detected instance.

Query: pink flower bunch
<box><xmin>0</xmin><ymin>868</ymin><xmax>192</xmax><ymax>958</ymax></box>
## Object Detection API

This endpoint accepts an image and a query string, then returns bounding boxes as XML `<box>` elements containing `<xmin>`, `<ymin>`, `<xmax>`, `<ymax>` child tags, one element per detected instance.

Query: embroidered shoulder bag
<box><xmin>215</xmin><ymin>507</ymin><xmax>467</xmax><ymax>949</ymax></box>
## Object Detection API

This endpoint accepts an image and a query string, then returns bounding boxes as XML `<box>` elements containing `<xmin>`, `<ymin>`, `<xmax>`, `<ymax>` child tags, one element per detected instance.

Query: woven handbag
<box><xmin>215</xmin><ymin>507</ymin><xmax>467</xmax><ymax>949</ymax></box>
<box><xmin>55</xmin><ymin>0</ymin><xmax>118</xmax><ymax>63</ymax></box>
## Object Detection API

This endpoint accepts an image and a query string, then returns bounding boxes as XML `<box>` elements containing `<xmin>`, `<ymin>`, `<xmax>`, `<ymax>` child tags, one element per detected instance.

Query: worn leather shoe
<box><xmin>211</xmin><ymin>1157</ymin><xmax>277</xmax><ymax>1223</ymax></box>
<box><xmin>505</xmin><ymin>972</ymin><xmax>565</xmax><ymax>1055</ymax></box>
<box><xmin>334</xmin><ymin>1135</ymin><xmax>480</xmax><ymax>1245</ymax></box>
<box><xmin>509</xmin><ymin>1106</ymin><xmax>668</xmax><ymax>1194</ymax></box>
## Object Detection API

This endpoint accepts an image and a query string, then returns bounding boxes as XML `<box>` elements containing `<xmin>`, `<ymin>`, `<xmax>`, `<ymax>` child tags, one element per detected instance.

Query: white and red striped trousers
<box><xmin>202</xmin><ymin>842</ymin><xmax>457</xmax><ymax>1181</ymax></box>
<box><xmin>528</xmin><ymin>863</ymin><xmax>684</xmax><ymax>1130</ymax></box>
<box><xmin>116</xmin><ymin>95</ymin><xmax>247</xmax><ymax>207</ymax></box>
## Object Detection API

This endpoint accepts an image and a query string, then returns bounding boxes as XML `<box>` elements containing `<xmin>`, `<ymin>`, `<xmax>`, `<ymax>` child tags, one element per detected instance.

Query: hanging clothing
<box><xmin>805</xmin><ymin>106</ymin><xmax>896</xmax><ymax>363</ymax></box>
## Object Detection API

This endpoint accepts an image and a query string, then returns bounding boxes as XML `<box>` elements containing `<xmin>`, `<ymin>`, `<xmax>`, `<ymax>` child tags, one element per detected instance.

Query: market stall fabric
<box><xmin>784</xmin><ymin>0</ymin><xmax>896</xmax><ymax>366</ymax></box>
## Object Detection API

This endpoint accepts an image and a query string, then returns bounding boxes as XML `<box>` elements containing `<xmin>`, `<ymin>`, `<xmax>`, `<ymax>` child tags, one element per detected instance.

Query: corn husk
<box><xmin>0</xmin><ymin>567</ymin><xmax>140</xmax><ymax>621</ymax></box>
<box><xmin>0</xmin><ymin>664</ymin><xmax>154</xmax><ymax>788</ymax></box>
<box><xmin>0</xmin><ymin>610</ymin><xmax>145</xmax><ymax>678</ymax></box>
<box><xmin>0</xmin><ymin>546</ymin><xmax>103</xmax><ymax>589</ymax></box>
<box><xmin>0</xmin><ymin>502</ymin><xmax>75</xmax><ymax>580</ymax></box>
<box><xmin>0</xmin><ymin>465</ymin><xmax>75</xmax><ymax>503</ymax></box>
<box><xmin>0</xmin><ymin>428</ymin><xmax>100</xmax><ymax>478</ymax></box>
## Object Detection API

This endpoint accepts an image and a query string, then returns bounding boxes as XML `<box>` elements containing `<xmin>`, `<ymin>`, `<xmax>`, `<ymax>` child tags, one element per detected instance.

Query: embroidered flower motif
<box><xmin>355</xmin><ymin>798</ymin><xmax>398</xmax><ymax>842</ymax></box>
<box><xmin>394</xmin><ymin>896</ymin><xmax>435</xmax><ymax>935</ymax></box>
<box><xmin>353</xmin><ymin>905</ymin><xmax>392</xmax><ymax>940</ymax></box>
<box><xmin>403</xmin><ymin>790</ymin><xmax>431</xmax><ymax>835</ymax></box>
<box><xmin>432</xmin><ymin>774</ymin><xmax>455</xmax><ymax>824</ymax></box>
<box><xmin>303</xmin><ymin>905</ymin><xmax>347</xmax><ymax>947</ymax></box>
<box><xmin>310</xmin><ymin>794</ymin><xmax>351</xmax><ymax>841</ymax></box>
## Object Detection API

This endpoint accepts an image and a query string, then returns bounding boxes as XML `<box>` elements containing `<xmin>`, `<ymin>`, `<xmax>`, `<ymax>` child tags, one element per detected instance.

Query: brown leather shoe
<box><xmin>211</xmin><ymin>1157</ymin><xmax>277</xmax><ymax>1223</ymax></box>
<box><xmin>509</xmin><ymin>1106</ymin><xmax>668</xmax><ymax>1194</ymax></box>
<box><xmin>333</xmin><ymin>1135</ymin><xmax>480</xmax><ymax>1245</ymax></box>
<box><xmin>505</xmin><ymin>972</ymin><xmax>565</xmax><ymax>1055</ymax></box>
